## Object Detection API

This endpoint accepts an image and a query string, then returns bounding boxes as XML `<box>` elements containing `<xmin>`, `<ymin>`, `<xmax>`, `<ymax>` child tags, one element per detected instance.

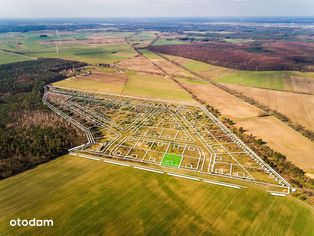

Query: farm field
<box><xmin>153</xmin><ymin>38</ymin><xmax>186</xmax><ymax>46</ymax></box>
<box><xmin>176</xmin><ymin>77</ymin><xmax>314</xmax><ymax>173</ymax></box>
<box><xmin>162</xmin><ymin>53</ymin><xmax>234</xmax><ymax>79</ymax></box>
<box><xmin>0</xmin><ymin>31</ymin><xmax>137</xmax><ymax>65</ymax></box>
<box><xmin>217</xmin><ymin>71</ymin><xmax>314</xmax><ymax>93</ymax></box>
<box><xmin>128</xmin><ymin>31</ymin><xmax>157</xmax><ymax>48</ymax></box>
<box><xmin>162</xmin><ymin>53</ymin><xmax>314</xmax><ymax>93</ymax></box>
<box><xmin>1</xmin><ymin>16</ymin><xmax>314</xmax><ymax>236</ymax></box>
<box><xmin>0</xmin><ymin>155</ymin><xmax>313</xmax><ymax>236</ymax></box>
<box><xmin>53</xmin><ymin>71</ymin><xmax>127</xmax><ymax>94</ymax></box>
<box><xmin>117</xmin><ymin>55</ymin><xmax>162</xmax><ymax>74</ymax></box>
<box><xmin>236</xmin><ymin>116</ymin><xmax>314</xmax><ymax>173</ymax></box>
<box><xmin>225</xmin><ymin>84</ymin><xmax>314</xmax><ymax>131</ymax></box>
<box><xmin>0</xmin><ymin>50</ymin><xmax>35</xmax><ymax>64</ymax></box>
<box><xmin>53</xmin><ymin>70</ymin><xmax>193</xmax><ymax>102</ymax></box>
<box><xmin>123</xmin><ymin>71</ymin><xmax>193</xmax><ymax>101</ymax></box>
<box><xmin>141</xmin><ymin>49</ymin><xmax>195</xmax><ymax>78</ymax></box>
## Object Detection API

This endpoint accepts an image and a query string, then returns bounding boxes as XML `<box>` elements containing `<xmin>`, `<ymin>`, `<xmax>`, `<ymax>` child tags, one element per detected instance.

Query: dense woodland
<box><xmin>0</xmin><ymin>59</ymin><xmax>87</xmax><ymax>179</ymax></box>
<box><xmin>149</xmin><ymin>42</ymin><xmax>314</xmax><ymax>71</ymax></box>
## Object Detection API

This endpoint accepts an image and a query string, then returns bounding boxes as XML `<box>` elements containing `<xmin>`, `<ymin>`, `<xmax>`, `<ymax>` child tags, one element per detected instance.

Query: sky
<box><xmin>0</xmin><ymin>0</ymin><xmax>313</xmax><ymax>18</ymax></box>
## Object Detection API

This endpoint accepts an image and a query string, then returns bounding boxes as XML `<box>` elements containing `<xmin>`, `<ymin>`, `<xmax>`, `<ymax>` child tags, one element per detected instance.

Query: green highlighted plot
<box><xmin>161</xmin><ymin>153</ymin><xmax>182</xmax><ymax>168</ymax></box>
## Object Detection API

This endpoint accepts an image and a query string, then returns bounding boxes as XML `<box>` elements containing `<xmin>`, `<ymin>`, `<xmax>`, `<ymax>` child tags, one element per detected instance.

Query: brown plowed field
<box><xmin>225</xmin><ymin>84</ymin><xmax>314</xmax><ymax>131</ymax></box>
<box><xmin>151</xmin><ymin>57</ymin><xmax>194</xmax><ymax>77</ymax></box>
<box><xmin>149</xmin><ymin>41</ymin><xmax>314</xmax><ymax>71</ymax></box>
<box><xmin>178</xmin><ymin>78</ymin><xmax>314</xmax><ymax>173</ymax></box>
<box><xmin>288</xmin><ymin>75</ymin><xmax>314</xmax><ymax>94</ymax></box>
<box><xmin>118</xmin><ymin>56</ymin><xmax>161</xmax><ymax>74</ymax></box>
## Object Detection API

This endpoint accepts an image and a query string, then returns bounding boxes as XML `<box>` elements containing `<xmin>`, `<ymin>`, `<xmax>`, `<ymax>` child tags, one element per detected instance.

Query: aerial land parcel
<box><xmin>0</xmin><ymin>31</ymin><xmax>137</xmax><ymax>65</ymax></box>
<box><xmin>0</xmin><ymin>50</ymin><xmax>35</xmax><ymax>65</ymax></box>
<box><xmin>0</xmin><ymin>155</ymin><xmax>313</xmax><ymax>235</ymax></box>
<box><xmin>54</xmin><ymin>69</ymin><xmax>193</xmax><ymax>102</ymax></box>
<box><xmin>224</xmin><ymin>84</ymin><xmax>314</xmax><ymax>131</ymax></box>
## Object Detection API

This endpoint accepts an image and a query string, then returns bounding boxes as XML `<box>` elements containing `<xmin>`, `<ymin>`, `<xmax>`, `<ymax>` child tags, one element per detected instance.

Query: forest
<box><xmin>0</xmin><ymin>59</ymin><xmax>87</xmax><ymax>178</ymax></box>
<box><xmin>149</xmin><ymin>41</ymin><xmax>314</xmax><ymax>71</ymax></box>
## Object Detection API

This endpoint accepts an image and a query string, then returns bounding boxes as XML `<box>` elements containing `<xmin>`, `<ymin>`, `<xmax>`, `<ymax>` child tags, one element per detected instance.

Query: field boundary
<box><xmin>70</xmin><ymin>152</ymin><xmax>248</xmax><ymax>190</ymax></box>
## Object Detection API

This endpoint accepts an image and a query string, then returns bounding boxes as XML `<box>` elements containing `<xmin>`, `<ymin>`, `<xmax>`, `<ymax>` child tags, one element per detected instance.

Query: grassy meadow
<box><xmin>217</xmin><ymin>71</ymin><xmax>314</xmax><ymax>92</ymax></box>
<box><xmin>0</xmin><ymin>155</ymin><xmax>313</xmax><ymax>235</ymax></box>
<box><xmin>123</xmin><ymin>71</ymin><xmax>193</xmax><ymax>101</ymax></box>
<box><xmin>218</xmin><ymin>71</ymin><xmax>287</xmax><ymax>90</ymax></box>
<box><xmin>0</xmin><ymin>50</ymin><xmax>35</xmax><ymax>65</ymax></box>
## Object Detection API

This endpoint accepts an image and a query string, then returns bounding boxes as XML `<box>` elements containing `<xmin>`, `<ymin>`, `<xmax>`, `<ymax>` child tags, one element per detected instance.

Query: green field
<box><xmin>0</xmin><ymin>50</ymin><xmax>35</xmax><ymax>65</ymax></box>
<box><xmin>128</xmin><ymin>31</ymin><xmax>157</xmax><ymax>45</ymax></box>
<box><xmin>0</xmin><ymin>155</ymin><xmax>313</xmax><ymax>235</ymax></box>
<box><xmin>53</xmin><ymin>70</ymin><xmax>193</xmax><ymax>102</ymax></box>
<box><xmin>123</xmin><ymin>71</ymin><xmax>193</xmax><ymax>101</ymax></box>
<box><xmin>160</xmin><ymin>53</ymin><xmax>314</xmax><ymax>92</ymax></box>
<box><xmin>175</xmin><ymin>77</ymin><xmax>209</xmax><ymax>85</ymax></box>
<box><xmin>224</xmin><ymin>39</ymin><xmax>255</xmax><ymax>44</ymax></box>
<box><xmin>217</xmin><ymin>71</ymin><xmax>290</xmax><ymax>90</ymax></box>
<box><xmin>20</xmin><ymin>43</ymin><xmax>136</xmax><ymax>65</ymax></box>
<box><xmin>161</xmin><ymin>153</ymin><xmax>182</xmax><ymax>167</ymax></box>
<box><xmin>182</xmin><ymin>59</ymin><xmax>220</xmax><ymax>73</ymax></box>
<box><xmin>0</xmin><ymin>31</ymin><xmax>136</xmax><ymax>65</ymax></box>
<box><xmin>161</xmin><ymin>53</ymin><xmax>233</xmax><ymax>79</ymax></box>
<box><xmin>217</xmin><ymin>70</ymin><xmax>314</xmax><ymax>91</ymax></box>
<box><xmin>139</xmin><ymin>49</ymin><xmax>161</xmax><ymax>59</ymax></box>
<box><xmin>53</xmin><ymin>77</ymin><xmax>125</xmax><ymax>94</ymax></box>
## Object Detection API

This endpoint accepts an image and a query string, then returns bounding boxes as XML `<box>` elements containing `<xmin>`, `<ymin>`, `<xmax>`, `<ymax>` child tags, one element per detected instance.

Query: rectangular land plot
<box><xmin>161</xmin><ymin>153</ymin><xmax>183</xmax><ymax>168</ymax></box>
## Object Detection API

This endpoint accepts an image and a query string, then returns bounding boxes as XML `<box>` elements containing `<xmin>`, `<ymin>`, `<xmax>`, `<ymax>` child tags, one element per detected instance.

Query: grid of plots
<box><xmin>44</xmin><ymin>86</ymin><xmax>290</xmax><ymax>190</ymax></box>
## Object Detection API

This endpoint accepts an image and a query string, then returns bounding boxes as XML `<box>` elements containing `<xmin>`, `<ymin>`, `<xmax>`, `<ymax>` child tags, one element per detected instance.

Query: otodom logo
<box><xmin>10</xmin><ymin>218</ymin><xmax>54</xmax><ymax>227</ymax></box>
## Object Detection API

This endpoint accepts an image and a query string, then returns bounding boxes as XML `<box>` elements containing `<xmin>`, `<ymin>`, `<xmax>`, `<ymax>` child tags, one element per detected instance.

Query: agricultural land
<box><xmin>0</xmin><ymin>19</ymin><xmax>314</xmax><ymax>235</ymax></box>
